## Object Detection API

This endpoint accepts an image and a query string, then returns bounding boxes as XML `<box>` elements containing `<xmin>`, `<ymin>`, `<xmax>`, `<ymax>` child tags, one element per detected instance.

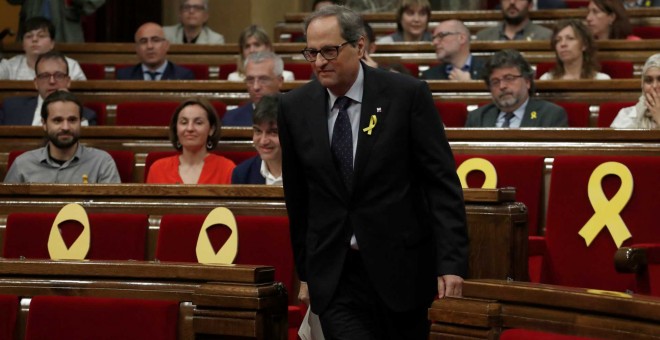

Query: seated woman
<box><xmin>540</xmin><ymin>19</ymin><xmax>610</xmax><ymax>80</ymax></box>
<box><xmin>376</xmin><ymin>0</ymin><xmax>432</xmax><ymax>43</ymax></box>
<box><xmin>586</xmin><ymin>0</ymin><xmax>640</xmax><ymax>40</ymax></box>
<box><xmin>231</xmin><ymin>94</ymin><xmax>281</xmax><ymax>185</ymax></box>
<box><xmin>611</xmin><ymin>53</ymin><xmax>660</xmax><ymax>128</ymax></box>
<box><xmin>147</xmin><ymin>98</ymin><xmax>235</xmax><ymax>184</ymax></box>
<box><xmin>227</xmin><ymin>25</ymin><xmax>294</xmax><ymax>82</ymax></box>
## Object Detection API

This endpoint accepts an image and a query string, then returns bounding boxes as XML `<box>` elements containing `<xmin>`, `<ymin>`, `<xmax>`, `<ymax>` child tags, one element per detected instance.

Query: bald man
<box><xmin>422</xmin><ymin>20</ymin><xmax>485</xmax><ymax>81</ymax></box>
<box><xmin>116</xmin><ymin>22</ymin><xmax>195</xmax><ymax>80</ymax></box>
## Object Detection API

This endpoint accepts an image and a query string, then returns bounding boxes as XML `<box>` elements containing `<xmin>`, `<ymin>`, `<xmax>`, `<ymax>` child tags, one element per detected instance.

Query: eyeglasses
<box><xmin>432</xmin><ymin>31</ymin><xmax>459</xmax><ymax>41</ymax></box>
<box><xmin>181</xmin><ymin>4</ymin><xmax>206</xmax><ymax>12</ymax></box>
<box><xmin>36</xmin><ymin>72</ymin><xmax>68</xmax><ymax>82</ymax></box>
<box><xmin>301</xmin><ymin>41</ymin><xmax>355</xmax><ymax>62</ymax></box>
<box><xmin>137</xmin><ymin>36</ymin><xmax>167</xmax><ymax>45</ymax></box>
<box><xmin>245</xmin><ymin>76</ymin><xmax>275</xmax><ymax>86</ymax></box>
<box><xmin>489</xmin><ymin>74</ymin><xmax>523</xmax><ymax>87</ymax></box>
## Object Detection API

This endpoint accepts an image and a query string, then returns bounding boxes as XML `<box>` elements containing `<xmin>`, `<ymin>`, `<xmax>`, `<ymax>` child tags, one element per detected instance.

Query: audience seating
<box><xmin>115</xmin><ymin>101</ymin><xmax>227</xmax><ymax>126</ymax></box>
<box><xmin>555</xmin><ymin>101</ymin><xmax>591</xmax><ymax>127</ymax></box>
<box><xmin>528</xmin><ymin>156</ymin><xmax>660</xmax><ymax>293</ymax></box>
<box><xmin>218</xmin><ymin>63</ymin><xmax>238</xmax><ymax>80</ymax></box>
<box><xmin>285</xmin><ymin>63</ymin><xmax>313</xmax><ymax>80</ymax></box>
<box><xmin>598</xmin><ymin>101</ymin><xmax>636</xmax><ymax>127</ymax></box>
<box><xmin>435</xmin><ymin>101</ymin><xmax>468</xmax><ymax>127</ymax></box>
<box><xmin>0</xmin><ymin>295</ymin><xmax>18</xmax><ymax>340</ymax></box>
<box><xmin>25</xmin><ymin>295</ymin><xmax>179</xmax><ymax>340</ymax></box>
<box><xmin>632</xmin><ymin>26</ymin><xmax>660</xmax><ymax>39</ymax></box>
<box><xmin>454</xmin><ymin>154</ymin><xmax>545</xmax><ymax>235</ymax></box>
<box><xmin>3</xmin><ymin>212</ymin><xmax>148</xmax><ymax>260</ymax></box>
<box><xmin>143</xmin><ymin>150</ymin><xmax>256</xmax><ymax>182</ymax></box>
<box><xmin>155</xmin><ymin>214</ymin><xmax>302</xmax><ymax>340</ymax></box>
<box><xmin>83</xmin><ymin>101</ymin><xmax>108</xmax><ymax>125</ymax></box>
<box><xmin>115</xmin><ymin>63</ymin><xmax>209</xmax><ymax>80</ymax></box>
<box><xmin>80</xmin><ymin>63</ymin><xmax>106</xmax><ymax>80</ymax></box>
<box><xmin>535</xmin><ymin>61</ymin><xmax>634</xmax><ymax>79</ymax></box>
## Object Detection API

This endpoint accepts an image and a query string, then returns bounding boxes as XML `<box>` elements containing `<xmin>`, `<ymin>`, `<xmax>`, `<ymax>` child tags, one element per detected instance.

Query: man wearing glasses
<box><xmin>116</xmin><ymin>22</ymin><xmax>194</xmax><ymax>80</ymax></box>
<box><xmin>222</xmin><ymin>51</ymin><xmax>284</xmax><ymax>126</ymax></box>
<box><xmin>0</xmin><ymin>50</ymin><xmax>96</xmax><ymax>125</ymax></box>
<box><xmin>466</xmin><ymin>49</ymin><xmax>567</xmax><ymax>127</ymax></box>
<box><xmin>421</xmin><ymin>19</ymin><xmax>485</xmax><ymax>81</ymax></box>
<box><xmin>279</xmin><ymin>5</ymin><xmax>468</xmax><ymax>339</ymax></box>
<box><xmin>163</xmin><ymin>0</ymin><xmax>224</xmax><ymax>45</ymax></box>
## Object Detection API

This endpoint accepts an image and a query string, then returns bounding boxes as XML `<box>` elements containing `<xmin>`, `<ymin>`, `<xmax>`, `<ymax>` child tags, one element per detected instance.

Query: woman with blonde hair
<box><xmin>377</xmin><ymin>0</ymin><xmax>432</xmax><ymax>43</ymax></box>
<box><xmin>227</xmin><ymin>25</ymin><xmax>294</xmax><ymax>82</ymax></box>
<box><xmin>611</xmin><ymin>53</ymin><xmax>660</xmax><ymax>128</ymax></box>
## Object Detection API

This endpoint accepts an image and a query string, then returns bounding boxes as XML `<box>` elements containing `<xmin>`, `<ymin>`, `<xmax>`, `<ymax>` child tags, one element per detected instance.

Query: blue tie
<box><xmin>502</xmin><ymin>112</ymin><xmax>514</xmax><ymax>128</ymax></box>
<box><xmin>331</xmin><ymin>96</ymin><xmax>353</xmax><ymax>189</ymax></box>
<box><xmin>41</xmin><ymin>0</ymin><xmax>52</xmax><ymax>19</ymax></box>
<box><xmin>145</xmin><ymin>71</ymin><xmax>161</xmax><ymax>80</ymax></box>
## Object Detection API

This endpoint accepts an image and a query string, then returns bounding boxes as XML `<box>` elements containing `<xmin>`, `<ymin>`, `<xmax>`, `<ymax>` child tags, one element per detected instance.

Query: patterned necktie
<box><xmin>331</xmin><ymin>96</ymin><xmax>353</xmax><ymax>189</ymax></box>
<box><xmin>502</xmin><ymin>112</ymin><xmax>514</xmax><ymax>128</ymax></box>
<box><xmin>145</xmin><ymin>71</ymin><xmax>161</xmax><ymax>80</ymax></box>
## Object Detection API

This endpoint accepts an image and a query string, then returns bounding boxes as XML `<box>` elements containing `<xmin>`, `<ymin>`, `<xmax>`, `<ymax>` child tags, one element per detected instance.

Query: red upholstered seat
<box><xmin>598</xmin><ymin>101</ymin><xmax>636</xmax><ymax>127</ymax></box>
<box><xmin>115</xmin><ymin>102</ymin><xmax>180</xmax><ymax>126</ymax></box>
<box><xmin>555</xmin><ymin>101</ymin><xmax>591</xmax><ymax>127</ymax></box>
<box><xmin>285</xmin><ymin>63</ymin><xmax>313</xmax><ymax>80</ymax></box>
<box><xmin>80</xmin><ymin>63</ymin><xmax>106</xmax><ymax>80</ymax></box>
<box><xmin>500</xmin><ymin>329</ymin><xmax>599</xmax><ymax>340</ymax></box>
<box><xmin>529</xmin><ymin>156</ymin><xmax>660</xmax><ymax>293</ymax></box>
<box><xmin>83</xmin><ymin>102</ymin><xmax>107</xmax><ymax>125</ymax></box>
<box><xmin>143</xmin><ymin>150</ymin><xmax>256</xmax><ymax>182</ymax></box>
<box><xmin>536</xmin><ymin>61</ymin><xmax>633</xmax><ymax>79</ymax></box>
<box><xmin>179</xmin><ymin>63</ymin><xmax>209</xmax><ymax>80</ymax></box>
<box><xmin>435</xmin><ymin>101</ymin><xmax>468</xmax><ymax>127</ymax></box>
<box><xmin>219</xmin><ymin>63</ymin><xmax>238</xmax><ymax>80</ymax></box>
<box><xmin>0</xmin><ymin>295</ymin><xmax>18</xmax><ymax>340</ymax></box>
<box><xmin>454</xmin><ymin>154</ymin><xmax>545</xmax><ymax>235</ymax></box>
<box><xmin>156</xmin><ymin>214</ymin><xmax>302</xmax><ymax>340</ymax></box>
<box><xmin>633</xmin><ymin>26</ymin><xmax>660</xmax><ymax>39</ymax></box>
<box><xmin>25</xmin><ymin>296</ymin><xmax>178</xmax><ymax>340</ymax></box>
<box><xmin>3</xmin><ymin>213</ymin><xmax>148</xmax><ymax>260</ymax></box>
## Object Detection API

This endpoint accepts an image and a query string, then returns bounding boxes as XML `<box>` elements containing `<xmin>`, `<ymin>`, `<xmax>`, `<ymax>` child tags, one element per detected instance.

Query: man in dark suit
<box><xmin>466</xmin><ymin>49</ymin><xmax>568</xmax><ymax>128</ymax></box>
<box><xmin>115</xmin><ymin>22</ymin><xmax>194</xmax><ymax>80</ymax></box>
<box><xmin>222</xmin><ymin>51</ymin><xmax>284</xmax><ymax>126</ymax></box>
<box><xmin>278</xmin><ymin>5</ymin><xmax>468</xmax><ymax>339</ymax></box>
<box><xmin>421</xmin><ymin>19</ymin><xmax>485</xmax><ymax>81</ymax></box>
<box><xmin>0</xmin><ymin>50</ymin><xmax>96</xmax><ymax>125</ymax></box>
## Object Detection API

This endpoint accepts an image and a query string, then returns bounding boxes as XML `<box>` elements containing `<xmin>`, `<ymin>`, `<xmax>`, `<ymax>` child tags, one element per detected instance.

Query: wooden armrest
<box><xmin>615</xmin><ymin>243</ymin><xmax>660</xmax><ymax>273</ymax></box>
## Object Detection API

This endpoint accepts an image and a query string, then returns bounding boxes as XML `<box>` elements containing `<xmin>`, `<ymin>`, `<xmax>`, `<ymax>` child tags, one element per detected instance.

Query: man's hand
<box><xmin>298</xmin><ymin>281</ymin><xmax>310</xmax><ymax>305</ymax></box>
<box><xmin>448</xmin><ymin>68</ymin><xmax>471</xmax><ymax>81</ymax></box>
<box><xmin>437</xmin><ymin>275</ymin><xmax>463</xmax><ymax>298</ymax></box>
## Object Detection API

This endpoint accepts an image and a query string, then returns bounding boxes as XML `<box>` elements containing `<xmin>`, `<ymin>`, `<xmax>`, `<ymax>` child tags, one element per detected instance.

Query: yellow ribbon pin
<box><xmin>456</xmin><ymin>158</ymin><xmax>498</xmax><ymax>189</ymax></box>
<box><xmin>586</xmin><ymin>289</ymin><xmax>632</xmax><ymax>299</ymax></box>
<box><xmin>578</xmin><ymin>162</ymin><xmax>633</xmax><ymax>248</ymax></box>
<box><xmin>531</xmin><ymin>111</ymin><xmax>537</xmax><ymax>119</ymax></box>
<box><xmin>362</xmin><ymin>115</ymin><xmax>377</xmax><ymax>135</ymax></box>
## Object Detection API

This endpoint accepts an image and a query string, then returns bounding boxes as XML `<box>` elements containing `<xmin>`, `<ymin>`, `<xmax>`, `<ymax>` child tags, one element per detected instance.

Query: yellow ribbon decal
<box><xmin>531</xmin><ymin>111</ymin><xmax>537</xmax><ymax>119</ymax></box>
<box><xmin>362</xmin><ymin>115</ymin><xmax>377</xmax><ymax>135</ymax></box>
<box><xmin>578</xmin><ymin>162</ymin><xmax>633</xmax><ymax>248</ymax></box>
<box><xmin>586</xmin><ymin>289</ymin><xmax>632</xmax><ymax>299</ymax></box>
<box><xmin>48</xmin><ymin>203</ymin><xmax>90</xmax><ymax>260</ymax></box>
<box><xmin>456</xmin><ymin>158</ymin><xmax>498</xmax><ymax>189</ymax></box>
<box><xmin>196</xmin><ymin>207</ymin><xmax>238</xmax><ymax>264</ymax></box>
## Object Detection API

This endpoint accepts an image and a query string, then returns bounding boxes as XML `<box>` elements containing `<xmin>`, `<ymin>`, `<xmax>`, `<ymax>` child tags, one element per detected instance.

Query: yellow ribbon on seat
<box><xmin>578</xmin><ymin>162</ymin><xmax>633</xmax><ymax>248</ymax></box>
<box><xmin>196</xmin><ymin>207</ymin><xmax>238</xmax><ymax>264</ymax></box>
<box><xmin>362</xmin><ymin>115</ymin><xmax>377</xmax><ymax>135</ymax></box>
<box><xmin>586</xmin><ymin>289</ymin><xmax>632</xmax><ymax>299</ymax></box>
<box><xmin>48</xmin><ymin>203</ymin><xmax>90</xmax><ymax>260</ymax></box>
<box><xmin>456</xmin><ymin>158</ymin><xmax>498</xmax><ymax>189</ymax></box>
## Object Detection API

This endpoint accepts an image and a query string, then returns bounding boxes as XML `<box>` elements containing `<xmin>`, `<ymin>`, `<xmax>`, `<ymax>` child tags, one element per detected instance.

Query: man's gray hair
<box><xmin>244</xmin><ymin>51</ymin><xmax>284</xmax><ymax>77</ymax></box>
<box><xmin>303</xmin><ymin>5</ymin><xmax>364</xmax><ymax>47</ymax></box>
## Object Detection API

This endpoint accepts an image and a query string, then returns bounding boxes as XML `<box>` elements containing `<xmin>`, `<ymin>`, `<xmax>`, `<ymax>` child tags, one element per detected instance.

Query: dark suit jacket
<box><xmin>421</xmin><ymin>56</ymin><xmax>486</xmax><ymax>80</ymax></box>
<box><xmin>0</xmin><ymin>96</ymin><xmax>97</xmax><ymax>125</ymax></box>
<box><xmin>115</xmin><ymin>61</ymin><xmax>195</xmax><ymax>80</ymax></box>
<box><xmin>222</xmin><ymin>103</ymin><xmax>254</xmax><ymax>126</ymax></box>
<box><xmin>465</xmin><ymin>98</ymin><xmax>568</xmax><ymax>127</ymax></box>
<box><xmin>231</xmin><ymin>155</ymin><xmax>265</xmax><ymax>184</ymax></box>
<box><xmin>279</xmin><ymin>63</ymin><xmax>468</xmax><ymax>314</ymax></box>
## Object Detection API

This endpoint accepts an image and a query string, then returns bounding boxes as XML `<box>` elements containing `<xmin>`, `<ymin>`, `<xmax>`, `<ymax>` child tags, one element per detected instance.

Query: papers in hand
<box><xmin>298</xmin><ymin>307</ymin><xmax>325</xmax><ymax>340</ymax></box>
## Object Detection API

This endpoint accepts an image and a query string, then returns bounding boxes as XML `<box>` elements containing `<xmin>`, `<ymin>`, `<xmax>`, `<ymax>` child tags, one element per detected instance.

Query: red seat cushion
<box><xmin>435</xmin><ymin>101</ymin><xmax>468</xmax><ymax>127</ymax></box>
<box><xmin>115</xmin><ymin>102</ymin><xmax>181</xmax><ymax>126</ymax></box>
<box><xmin>179</xmin><ymin>63</ymin><xmax>209</xmax><ymax>80</ymax></box>
<box><xmin>285</xmin><ymin>63</ymin><xmax>313</xmax><ymax>80</ymax></box>
<box><xmin>598</xmin><ymin>101</ymin><xmax>636</xmax><ymax>127</ymax></box>
<box><xmin>80</xmin><ymin>63</ymin><xmax>106</xmax><ymax>80</ymax></box>
<box><xmin>83</xmin><ymin>102</ymin><xmax>107</xmax><ymax>125</ymax></box>
<box><xmin>0</xmin><ymin>295</ymin><xmax>18</xmax><ymax>340</ymax></box>
<box><xmin>219</xmin><ymin>63</ymin><xmax>238</xmax><ymax>80</ymax></box>
<box><xmin>25</xmin><ymin>296</ymin><xmax>178</xmax><ymax>340</ymax></box>
<box><xmin>501</xmin><ymin>329</ymin><xmax>599</xmax><ymax>340</ymax></box>
<box><xmin>556</xmin><ymin>102</ymin><xmax>591</xmax><ymax>127</ymax></box>
<box><xmin>632</xmin><ymin>26</ymin><xmax>660</xmax><ymax>39</ymax></box>
<box><xmin>536</xmin><ymin>61</ymin><xmax>632</xmax><ymax>79</ymax></box>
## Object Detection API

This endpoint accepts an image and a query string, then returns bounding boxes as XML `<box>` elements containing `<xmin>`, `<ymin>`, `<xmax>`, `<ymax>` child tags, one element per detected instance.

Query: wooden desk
<box><xmin>0</xmin><ymin>259</ymin><xmax>287</xmax><ymax>339</ymax></box>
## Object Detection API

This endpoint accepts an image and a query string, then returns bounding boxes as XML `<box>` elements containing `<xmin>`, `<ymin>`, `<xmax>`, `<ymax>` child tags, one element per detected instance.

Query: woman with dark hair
<box><xmin>377</xmin><ymin>0</ymin><xmax>432</xmax><ymax>43</ymax></box>
<box><xmin>586</xmin><ymin>0</ymin><xmax>640</xmax><ymax>40</ymax></box>
<box><xmin>227</xmin><ymin>25</ymin><xmax>294</xmax><ymax>81</ymax></box>
<box><xmin>611</xmin><ymin>53</ymin><xmax>660</xmax><ymax>128</ymax></box>
<box><xmin>146</xmin><ymin>98</ymin><xmax>235</xmax><ymax>184</ymax></box>
<box><xmin>540</xmin><ymin>19</ymin><xmax>610</xmax><ymax>80</ymax></box>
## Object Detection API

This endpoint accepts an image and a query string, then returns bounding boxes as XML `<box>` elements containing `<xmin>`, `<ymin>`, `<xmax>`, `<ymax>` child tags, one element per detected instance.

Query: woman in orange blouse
<box><xmin>147</xmin><ymin>98</ymin><xmax>235</xmax><ymax>184</ymax></box>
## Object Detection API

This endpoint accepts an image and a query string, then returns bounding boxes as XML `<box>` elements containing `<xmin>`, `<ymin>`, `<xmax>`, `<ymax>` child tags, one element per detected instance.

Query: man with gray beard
<box><xmin>475</xmin><ymin>0</ymin><xmax>551</xmax><ymax>41</ymax></box>
<box><xmin>466</xmin><ymin>49</ymin><xmax>567</xmax><ymax>127</ymax></box>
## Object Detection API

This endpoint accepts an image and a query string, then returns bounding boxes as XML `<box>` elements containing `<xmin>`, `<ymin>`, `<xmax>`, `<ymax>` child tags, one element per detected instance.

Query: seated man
<box><xmin>4</xmin><ymin>91</ymin><xmax>120</xmax><ymax>183</ymax></box>
<box><xmin>164</xmin><ymin>0</ymin><xmax>224</xmax><ymax>44</ymax></box>
<box><xmin>422</xmin><ymin>20</ymin><xmax>485</xmax><ymax>80</ymax></box>
<box><xmin>0</xmin><ymin>16</ymin><xmax>86</xmax><ymax>80</ymax></box>
<box><xmin>116</xmin><ymin>22</ymin><xmax>194</xmax><ymax>80</ymax></box>
<box><xmin>466</xmin><ymin>49</ymin><xmax>568</xmax><ymax>128</ymax></box>
<box><xmin>232</xmin><ymin>94</ymin><xmax>281</xmax><ymax>185</ymax></box>
<box><xmin>222</xmin><ymin>51</ymin><xmax>283</xmax><ymax>126</ymax></box>
<box><xmin>475</xmin><ymin>0</ymin><xmax>551</xmax><ymax>41</ymax></box>
<box><xmin>0</xmin><ymin>50</ymin><xmax>96</xmax><ymax>125</ymax></box>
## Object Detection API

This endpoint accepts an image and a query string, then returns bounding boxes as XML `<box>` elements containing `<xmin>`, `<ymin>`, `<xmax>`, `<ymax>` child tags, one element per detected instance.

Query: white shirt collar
<box><xmin>259</xmin><ymin>159</ymin><xmax>282</xmax><ymax>185</ymax></box>
<box><xmin>328</xmin><ymin>64</ymin><xmax>364</xmax><ymax>109</ymax></box>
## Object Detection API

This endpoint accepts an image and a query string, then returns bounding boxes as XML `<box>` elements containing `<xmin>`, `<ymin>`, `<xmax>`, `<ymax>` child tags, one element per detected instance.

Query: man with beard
<box><xmin>466</xmin><ymin>49</ymin><xmax>567</xmax><ymax>127</ymax></box>
<box><xmin>4</xmin><ymin>90</ymin><xmax>120</xmax><ymax>183</ymax></box>
<box><xmin>421</xmin><ymin>20</ymin><xmax>485</xmax><ymax>80</ymax></box>
<box><xmin>475</xmin><ymin>0</ymin><xmax>551</xmax><ymax>41</ymax></box>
